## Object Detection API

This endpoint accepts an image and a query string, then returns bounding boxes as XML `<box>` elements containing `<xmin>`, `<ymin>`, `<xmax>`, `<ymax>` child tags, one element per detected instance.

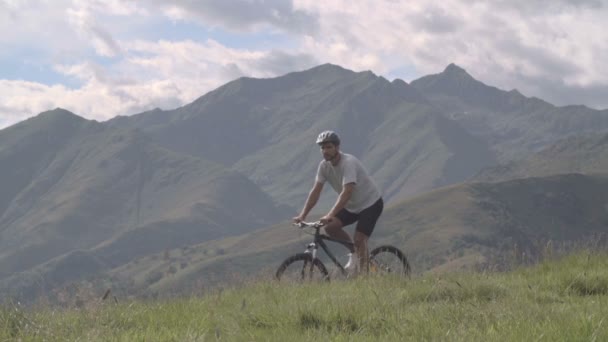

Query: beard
<box><xmin>323</xmin><ymin>151</ymin><xmax>338</xmax><ymax>162</ymax></box>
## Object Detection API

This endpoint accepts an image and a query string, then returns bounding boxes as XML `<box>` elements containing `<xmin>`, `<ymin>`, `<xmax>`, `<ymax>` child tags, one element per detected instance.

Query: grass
<box><xmin>2</xmin><ymin>251</ymin><xmax>608</xmax><ymax>341</ymax></box>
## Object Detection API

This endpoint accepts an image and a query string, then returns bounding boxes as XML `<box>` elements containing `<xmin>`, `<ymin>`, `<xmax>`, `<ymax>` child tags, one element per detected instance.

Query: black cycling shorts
<box><xmin>335</xmin><ymin>198</ymin><xmax>383</xmax><ymax>237</ymax></box>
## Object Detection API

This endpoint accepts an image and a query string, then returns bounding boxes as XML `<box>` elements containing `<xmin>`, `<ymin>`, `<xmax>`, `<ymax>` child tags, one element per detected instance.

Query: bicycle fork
<box><xmin>303</xmin><ymin>242</ymin><xmax>318</xmax><ymax>280</ymax></box>
<box><xmin>304</xmin><ymin>242</ymin><xmax>318</xmax><ymax>258</ymax></box>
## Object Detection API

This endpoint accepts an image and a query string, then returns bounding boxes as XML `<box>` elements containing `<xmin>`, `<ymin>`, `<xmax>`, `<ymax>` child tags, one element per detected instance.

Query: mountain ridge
<box><xmin>410</xmin><ymin>64</ymin><xmax>608</xmax><ymax>161</ymax></box>
<box><xmin>106</xmin><ymin>63</ymin><xmax>494</xmax><ymax>206</ymax></box>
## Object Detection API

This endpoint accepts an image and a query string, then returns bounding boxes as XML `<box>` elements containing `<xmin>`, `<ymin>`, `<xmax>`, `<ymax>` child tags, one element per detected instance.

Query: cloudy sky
<box><xmin>1</xmin><ymin>0</ymin><xmax>607</xmax><ymax>128</ymax></box>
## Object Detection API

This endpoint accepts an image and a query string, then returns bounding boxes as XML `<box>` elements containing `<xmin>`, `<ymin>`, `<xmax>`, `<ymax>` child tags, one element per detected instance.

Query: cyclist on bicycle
<box><xmin>293</xmin><ymin>130</ymin><xmax>384</xmax><ymax>274</ymax></box>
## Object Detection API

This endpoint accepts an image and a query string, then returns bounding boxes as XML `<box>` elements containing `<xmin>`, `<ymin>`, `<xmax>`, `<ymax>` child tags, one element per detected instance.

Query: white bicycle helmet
<box><xmin>316</xmin><ymin>130</ymin><xmax>340</xmax><ymax>145</ymax></box>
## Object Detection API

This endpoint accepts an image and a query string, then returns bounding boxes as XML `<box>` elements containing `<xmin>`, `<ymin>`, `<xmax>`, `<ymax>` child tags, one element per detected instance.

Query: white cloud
<box><xmin>0</xmin><ymin>0</ymin><xmax>136</xmax><ymax>55</ymax></box>
<box><xmin>292</xmin><ymin>0</ymin><xmax>608</xmax><ymax>108</ymax></box>
<box><xmin>0</xmin><ymin>73</ymin><xmax>184</xmax><ymax>127</ymax></box>
<box><xmin>143</xmin><ymin>0</ymin><xmax>318</xmax><ymax>34</ymax></box>
<box><xmin>0</xmin><ymin>36</ymin><xmax>316</xmax><ymax>127</ymax></box>
<box><xmin>1</xmin><ymin>0</ymin><xmax>607</xmax><ymax>129</ymax></box>
<box><xmin>0</xmin><ymin>80</ymin><xmax>75</xmax><ymax>126</ymax></box>
<box><xmin>66</xmin><ymin>6</ymin><xmax>123</xmax><ymax>57</ymax></box>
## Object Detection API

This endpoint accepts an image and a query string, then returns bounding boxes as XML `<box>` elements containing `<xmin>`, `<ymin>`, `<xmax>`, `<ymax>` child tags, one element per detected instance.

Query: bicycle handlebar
<box><xmin>293</xmin><ymin>221</ymin><xmax>325</xmax><ymax>229</ymax></box>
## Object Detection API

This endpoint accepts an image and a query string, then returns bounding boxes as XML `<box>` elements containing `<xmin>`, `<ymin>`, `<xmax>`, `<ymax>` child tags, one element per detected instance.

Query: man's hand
<box><xmin>292</xmin><ymin>215</ymin><xmax>305</xmax><ymax>224</ymax></box>
<box><xmin>319</xmin><ymin>215</ymin><xmax>334</xmax><ymax>225</ymax></box>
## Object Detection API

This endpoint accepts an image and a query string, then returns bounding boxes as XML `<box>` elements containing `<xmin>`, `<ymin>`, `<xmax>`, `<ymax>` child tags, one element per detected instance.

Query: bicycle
<box><xmin>275</xmin><ymin>221</ymin><xmax>411</xmax><ymax>282</ymax></box>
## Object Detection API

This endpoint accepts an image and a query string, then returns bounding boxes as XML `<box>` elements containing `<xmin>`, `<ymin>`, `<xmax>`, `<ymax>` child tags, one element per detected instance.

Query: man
<box><xmin>293</xmin><ymin>130</ymin><xmax>384</xmax><ymax>274</ymax></box>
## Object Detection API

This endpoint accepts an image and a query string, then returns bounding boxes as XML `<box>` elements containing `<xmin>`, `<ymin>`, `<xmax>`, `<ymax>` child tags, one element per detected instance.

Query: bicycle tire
<box><xmin>275</xmin><ymin>253</ymin><xmax>330</xmax><ymax>282</ymax></box>
<box><xmin>369</xmin><ymin>245</ymin><xmax>411</xmax><ymax>276</ymax></box>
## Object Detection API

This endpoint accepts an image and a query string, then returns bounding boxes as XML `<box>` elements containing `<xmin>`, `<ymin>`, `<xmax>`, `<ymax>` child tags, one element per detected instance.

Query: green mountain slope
<box><xmin>0</xmin><ymin>110</ymin><xmax>286</xmax><ymax>297</ymax></box>
<box><xmin>474</xmin><ymin>132</ymin><xmax>608</xmax><ymax>182</ymax></box>
<box><xmin>0</xmin><ymin>109</ymin><xmax>92</xmax><ymax>220</ymax></box>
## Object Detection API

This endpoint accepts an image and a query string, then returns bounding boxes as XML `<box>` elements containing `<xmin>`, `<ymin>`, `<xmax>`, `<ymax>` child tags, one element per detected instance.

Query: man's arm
<box><xmin>323</xmin><ymin>182</ymin><xmax>355</xmax><ymax>220</ymax></box>
<box><xmin>294</xmin><ymin>181</ymin><xmax>324</xmax><ymax>222</ymax></box>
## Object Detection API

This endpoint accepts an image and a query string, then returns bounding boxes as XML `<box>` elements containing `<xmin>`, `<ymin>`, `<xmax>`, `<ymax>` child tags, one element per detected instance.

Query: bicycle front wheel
<box><xmin>275</xmin><ymin>253</ymin><xmax>329</xmax><ymax>283</ymax></box>
<box><xmin>369</xmin><ymin>245</ymin><xmax>411</xmax><ymax>277</ymax></box>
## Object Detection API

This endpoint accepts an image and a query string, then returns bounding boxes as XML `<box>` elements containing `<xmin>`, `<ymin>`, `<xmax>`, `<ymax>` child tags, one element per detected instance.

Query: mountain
<box><xmin>3</xmin><ymin>63</ymin><xmax>608</xmax><ymax>303</ymax></box>
<box><xmin>474</xmin><ymin>131</ymin><xmax>608</xmax><ymax>182</ymax></box>
<box><xmin>411</xmin><ymin>64</ymin><xmax>608</xmax><ymax>161</ymax></box>
<box><xmin>0</xmin><ymin>109</ymin><xmax>286</xmax><ymax>299</ymax></box>
<box><xmin>0</xmin><ymin>65</ymin><xmax>500</xmax><ymax>303</ymax></box>
<box><xmin>108</xmin><ymin>64</ymin><xmax>496</xmax><ymax>205</ymax></box>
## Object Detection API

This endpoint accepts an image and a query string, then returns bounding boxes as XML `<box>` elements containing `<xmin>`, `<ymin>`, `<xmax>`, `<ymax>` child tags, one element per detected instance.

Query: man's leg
<box><xmin>353</xmin><ymin>198</ymin><xmax>384</xmax><ymax>274</ymax></box>
<box><xmin>354</xmin><ymin>231</ymin><xmax>369</xmax><ymax>273</ymax></box>
<box><xmin>323</xmin><ymin>218</ymin><xmax>354</xmax><ymax>253</ymax></box>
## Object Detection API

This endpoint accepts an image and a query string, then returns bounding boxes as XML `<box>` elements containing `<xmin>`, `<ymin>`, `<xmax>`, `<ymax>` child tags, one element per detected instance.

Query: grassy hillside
<box><xmin>381</xmin><ymin>173</ymin><xmax>608</xmax><ymax>271</ymax></box>
<box><xmin>95</xmin><ymin>173</ymin><xmax>608</xmax><ymax>299</ymax></box>
<box><xmin>2</xmin><ymin>252</ymin><xmax>607</xmax><ymax>341</ymax></box>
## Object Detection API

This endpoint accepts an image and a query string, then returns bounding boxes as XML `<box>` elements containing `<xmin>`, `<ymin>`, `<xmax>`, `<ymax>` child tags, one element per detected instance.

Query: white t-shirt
<box><xmin>315</xmin><ymin>152</ymin><xmax>381</xmax><ymax>213</ymax></box>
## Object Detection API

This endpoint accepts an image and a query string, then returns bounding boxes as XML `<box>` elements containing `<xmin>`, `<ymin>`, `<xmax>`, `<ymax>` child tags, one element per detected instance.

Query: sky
<box><xmin>1</xmin><ymin>0</ymin><xmax>607</xmax><ymax>128</ymax></box>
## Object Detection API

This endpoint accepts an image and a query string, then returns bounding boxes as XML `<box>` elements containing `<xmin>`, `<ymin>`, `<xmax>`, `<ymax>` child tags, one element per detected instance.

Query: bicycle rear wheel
<box><xmin>369</xmin><ymin>245</ymin><xmax>411</xmax><ymax>277</ymax></box>
<box><xmin>275</xmin><ymin>253</ymin><xmax>329</xmax><ymax>283</ymax></box>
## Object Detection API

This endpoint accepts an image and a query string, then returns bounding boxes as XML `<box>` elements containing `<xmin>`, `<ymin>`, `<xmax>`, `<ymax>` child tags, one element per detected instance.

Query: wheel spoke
<box><xmin>369</xmin><ymin>245</ymin><xmax>410</xmax><ymax>277</ymax></box>
<box><xmin>276</xmin><ymin>253</ymin><xmax>329</xmax><ymax>283</ymax></box>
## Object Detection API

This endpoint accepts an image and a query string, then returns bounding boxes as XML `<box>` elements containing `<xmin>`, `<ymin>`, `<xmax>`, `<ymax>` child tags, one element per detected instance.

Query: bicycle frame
<box><xmin>277</xmin><ymin>221</ymin><xmax>411</xmax><ymax>281</ymax></box>
<box><xmin>301</xmin><ymin>224</ymin><xmax>354</xmax><ymax>277</ymax></box>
